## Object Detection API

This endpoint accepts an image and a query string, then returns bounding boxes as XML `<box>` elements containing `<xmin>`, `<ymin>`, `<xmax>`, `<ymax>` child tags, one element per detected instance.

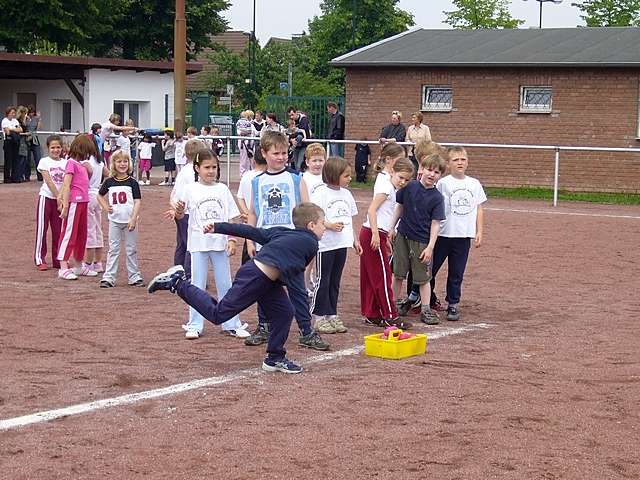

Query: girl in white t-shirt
<box><xmin>34</xmin><ymin>135</ymin><xmax>68</xmax><ymax>270</ymax></box>
<box><xmin>174</xmin><ymin>133</ymin><xmax>186</xmax><ymax>172</ymax></box>
<box><xmin>173</xmin><ymin>149</ymin><xmax>250</xmax><ymax>340</ymax></box>
<box><xmin>359</xmin><ymin>155</ymin><xmax>413</xmax><ymax>328</ymax></box>
<box><xmin>82</xmin><ymin>147</ymin><xmax>109</xmax><ymax>274</ymax></box>
<box><xmin>309</xmin><ymin>157</ymin><xmax>362</xmax><ymax>334</ymax></box>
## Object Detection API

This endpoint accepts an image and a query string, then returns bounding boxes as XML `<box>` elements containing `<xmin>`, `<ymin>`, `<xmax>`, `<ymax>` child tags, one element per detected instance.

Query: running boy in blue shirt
<box><xmin>148</xmin><ymin>203</ymin><xmax>326</xmax><ymax>374</ymax></box>
<box><xmin>390</xmin><ymin>153</ymin><xmax>447</xmax><ymax>324</ymax></box>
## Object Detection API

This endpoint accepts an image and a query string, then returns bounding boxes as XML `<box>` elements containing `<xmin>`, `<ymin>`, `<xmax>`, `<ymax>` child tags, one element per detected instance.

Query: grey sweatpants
<box><xmin>102</xmin><ymin>221</ymin><xmax>143</xmax><ymax>285</ymax></box>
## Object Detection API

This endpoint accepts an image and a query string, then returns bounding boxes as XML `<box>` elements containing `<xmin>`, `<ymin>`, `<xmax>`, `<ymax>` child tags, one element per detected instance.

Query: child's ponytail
<box><xmin>375</xmin><ymin>143</ymin><xmax>405</xmax><ymax>172</ymax></box>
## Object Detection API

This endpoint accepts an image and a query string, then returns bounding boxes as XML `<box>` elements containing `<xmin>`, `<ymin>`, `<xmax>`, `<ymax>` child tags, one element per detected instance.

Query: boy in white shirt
<box><xmin>431</xmin><ymin>146</ymin><xmax>486</xmax><ymax>321</ymax></box>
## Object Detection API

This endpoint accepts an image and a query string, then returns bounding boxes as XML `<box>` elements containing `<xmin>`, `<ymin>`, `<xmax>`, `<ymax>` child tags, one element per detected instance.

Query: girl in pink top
<box><xmin>57</xmin><ymin>135</ymin><xmax>97</xmax><ymax>280</ymax></box>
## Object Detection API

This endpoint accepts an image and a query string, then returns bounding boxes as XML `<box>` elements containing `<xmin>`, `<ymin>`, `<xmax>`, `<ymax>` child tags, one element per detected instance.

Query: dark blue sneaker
<box><xmin>147</xmin><ymin>265</ymin><xmax>186</xmax><ymax>294</ymax></box>
<box><xmin>262</xmin><ymin>357</ymin><xmax>303</xmax><ymax>374</ymax></box>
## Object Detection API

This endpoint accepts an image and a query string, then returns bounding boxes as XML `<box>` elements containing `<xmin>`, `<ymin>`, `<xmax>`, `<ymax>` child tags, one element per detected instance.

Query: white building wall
<box><xmin>84</xmin><ymin>69</ymin><xmax>174</xmax><ymax>130</ymax></box>
<box><xmin>0</xmin><ymin>78</ymin><xmax>84</xmax><ymax>131</ymax></box>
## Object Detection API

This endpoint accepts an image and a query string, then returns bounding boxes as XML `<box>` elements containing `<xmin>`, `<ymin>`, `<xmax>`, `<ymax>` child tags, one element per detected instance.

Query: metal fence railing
<box><xmin>4</xmin><ymin>131</ymin><xmax>639</xmax><ymax>206</ymax></box>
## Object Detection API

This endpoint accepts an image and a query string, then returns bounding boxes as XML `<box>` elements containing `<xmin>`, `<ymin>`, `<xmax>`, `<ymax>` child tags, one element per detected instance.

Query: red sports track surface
<box><xmin>1</xmin><ymin>175</ymin><xmax>639</xmax><ymax>479</ymax></box>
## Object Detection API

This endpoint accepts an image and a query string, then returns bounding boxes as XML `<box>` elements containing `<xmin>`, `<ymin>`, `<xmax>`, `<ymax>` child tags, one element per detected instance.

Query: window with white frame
<box><xmin>422</xmin><ymin>86</ymin><xmax>453</xmax><ymax>112</ymax></box>
<box><xmin>114</xmin><ymin>101</ymin><xmax>140</xmax><ymax>125</ymax></box>
<box><xmin>520</xmin><ymin>86</ymin><xmax>553</xmax><ymax>113</ymax></box>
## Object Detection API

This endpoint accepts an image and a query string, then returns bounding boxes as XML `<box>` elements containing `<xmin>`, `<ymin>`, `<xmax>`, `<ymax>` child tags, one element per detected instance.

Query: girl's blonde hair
<box><xmin>374</xmin><ymin>143</ymin><xmax>405</xmax><ymax>172</ymax></box>
<box><xmin>109</xmin><ymin>149</ymin><xmax>133</xmax><ymax>177</ymax></box>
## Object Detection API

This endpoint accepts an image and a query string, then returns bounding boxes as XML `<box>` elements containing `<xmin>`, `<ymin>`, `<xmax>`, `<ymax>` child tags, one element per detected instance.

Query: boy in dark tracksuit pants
<box><xmin>148</xmin><ymin>203</ymin><xmax>326</xmax><ymax>374</ymax></box>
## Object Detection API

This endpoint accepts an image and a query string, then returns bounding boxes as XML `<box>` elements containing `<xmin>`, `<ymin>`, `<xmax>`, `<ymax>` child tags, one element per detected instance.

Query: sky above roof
<box><xmin>223</xmin><ymin>0</ymin><xmax>583</xmax><ymax>46</ymax></box>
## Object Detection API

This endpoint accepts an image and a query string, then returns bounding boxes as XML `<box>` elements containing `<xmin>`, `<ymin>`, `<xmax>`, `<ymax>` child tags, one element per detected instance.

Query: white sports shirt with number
<box><xmin>98</xmin><ymin>176</ymin><xmax>142</xmax><ymax>224</ymax></box>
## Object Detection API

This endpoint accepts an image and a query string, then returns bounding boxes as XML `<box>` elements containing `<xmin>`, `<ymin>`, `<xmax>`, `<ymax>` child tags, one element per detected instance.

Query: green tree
<box><xmin>444</xmin><ymin>0</ymin><xmax>524</xmax><ymax>29</ymax></box>
<box><xmin>571</xmin><ymin>0</ymin><xmax>640</xmax><ymax>26</ymax></box>
<box><xmin>0</xmin><ymin>0</ymin><xmax>109</xmax><ymax>54</ymax></box>
<box><xmin>306</xmin><ymin>0</ymin><xmax>415</xmax><ymax>91</ymax></box>
<box><xmin>102</xmin><ymin>0</ymin><xmax>230</xmax><ymax>60</ymax></box>
<box><xmin>0</xmin><ymin>0</ymin><xmax>230</xmax><ymax>60</ymax></box>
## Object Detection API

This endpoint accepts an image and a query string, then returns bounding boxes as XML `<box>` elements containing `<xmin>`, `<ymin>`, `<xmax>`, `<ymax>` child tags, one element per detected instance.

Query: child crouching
<box><xmin>148</xmin><ymin>203</ymin><xmax>326</xmax><ymax>374</ymax></box>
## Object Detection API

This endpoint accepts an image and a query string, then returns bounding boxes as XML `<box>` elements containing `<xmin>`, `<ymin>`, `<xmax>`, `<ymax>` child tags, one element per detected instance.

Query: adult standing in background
<box><xmin>406</xmin><ymin>111</ymin><xmax>432</xmax><ymax>173</ymax></box>
<box><xmin>260</xmin><ymin>112</ymin><xmax>286</xmax><ymax>137</ymax></box>
<box><xmin>26</xmin><ymin>106</ymin><xmax>43</xmax><ymax>181</ymax></box>
<box><xmin>327</xmin><ymin>101</ymin><xmax>345</xmax><ymax>157</ymax></box>
<box><xmin>379</xmin><ymin>110</ymin><xmax>406</xmax><ymax>146</ymax></box>
<box><xmin>2</xmin><ymin>106</ymin><xmax>21</xmax><ymax>183</ymax></box>
<box><xmin>252</xmin><ymin>110</ymin><xmax>265</xmax><ymax>136</ymax></box>
<box><xmin>15</xmin><ymin>106</ymin><xmax>30</xmax><ymax>182</ymax></box>
<box><xmin>100</xmin><ymin>113</ymin><xmax>136</xmax><ymax>167</ymax></box>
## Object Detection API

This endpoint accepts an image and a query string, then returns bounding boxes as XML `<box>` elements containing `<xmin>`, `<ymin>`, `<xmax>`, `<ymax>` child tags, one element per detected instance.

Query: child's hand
<box><xmin>370</xmin><ymin>233</ymin><xmax>380</xmax><ymax>251</ymax></box>
<box><xmin>128</xmin><ymin>217</ymin><xmax>137</xmax><ymax>231</ymax></box>
<box><xmin>240</xmin><ymin>212</ymin><xmax>248</xmax><ymax>223</ymax></box>
<box><xmin>327</xmin><ymin>221</ymin><xmax>344</xmax><ymax>232</ymax></box>
<box><xmin>226</xmin><ymin>240</ymin><xmax>237</xmax><ymax>256</ymax></box>
<box><xmin>163</xmin><ymin>208</ymin><xmax>175</xmax><ymax>220</ymax></box>
<box><xmin>475</xmin><ymin>232</ymin><xmax>483</xmax><ymax>248</ymax></box>
<box><xmin>388</xmin><ymin>229</ymin><xmax>396</xmax><ymax>243</ymax></box>
<box><xmin>203</xmin><ymin>223</ymin><xmax>215</xmax><ymax>234</ymax></box>
<box><xmin>354</xmin><ymin>241</ymin><xmax>363</xmax><ymax>256</ymax></box>
<box><xmin>247</xmin><ymin>242</ymin><xmax>256</xmax><ymax>258</ymax></box>
<box><xmin>59</xmin><ymin>205</ymin><xmax>68</xmax><ymax>219</ymax></box>
<box><xmin>174</xmin><ymin>200</ymin><xmax>185</xmax><ymax>215</ymax></box>
<box><xmin>419</xmin><ymin>246</ymin><xmax>433</xmax><ymax>264</ymax></box>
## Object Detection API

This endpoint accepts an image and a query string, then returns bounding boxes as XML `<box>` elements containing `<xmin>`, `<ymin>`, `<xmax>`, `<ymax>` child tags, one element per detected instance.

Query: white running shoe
<box><xmin>74</xmin><ymin>265</ymin><xmax>98</xmax><ymax>277</ymax></box>
<box><xmin>185</xmin><ymin>329</ymin><xmax>200</xmax><ymax>339</ymax></box>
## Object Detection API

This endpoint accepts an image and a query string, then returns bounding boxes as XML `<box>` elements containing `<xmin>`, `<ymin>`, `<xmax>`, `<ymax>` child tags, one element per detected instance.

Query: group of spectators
<box><xmin>2</xmin><ymin>105</ymin><xmax>44</xmax><ymax>183</ymax></box>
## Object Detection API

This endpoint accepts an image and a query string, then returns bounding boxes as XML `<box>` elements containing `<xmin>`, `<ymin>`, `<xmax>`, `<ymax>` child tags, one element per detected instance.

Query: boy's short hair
<box><xmin>327</xmin><ymin>101</ymin><xmax>337</xmax><ymax>109</ymax></box>
<box><xmin>447</xmin><ymin>145</ymin><xmax>467</xmax><ymax>158</ymax></box>
<box><xmin>305</xmin><ymin>142</ymin><xmax>326</xmax><ymax>160</ymax></box>
<box><xmin>292</xmin><ymin>202</ymin><xmax>324</xmax><ymax>229</ymax></box>
<box><xmin>184</xmin><ymin>138</ymin><xmax>205</xmax><ymax>162</ymax></box>
<box><xmin>322</xmin><ymin>156</ymin><xmax>349</xmax><ymax>186</ymax></box>
<box><xmin>415</xmin><ymin>140</ymin><xmax>447</xmax><ymax>162</ymax></box>
<box><xmin>202</xmin><ymin>125</ymin><xmax>211</xmax><ymax>134</ymax></box>
<box><xmin>260</xmin><ymin>130</ymin><xmax>288</xmax><ymax>153</ymax></box>
<box><xmin>109</xmin><ymin>149</ymin><xmax>133</xmax><ymax>176</ymax></box>
<box><xmin>420</xmin><ymin>153</ymin><xmax>447</xmax><ymax>173</ymax></box>
<box><xmin>186</xmin><ymin>126</ymin><xmax>197</xmax><ymax>135</ymax></box>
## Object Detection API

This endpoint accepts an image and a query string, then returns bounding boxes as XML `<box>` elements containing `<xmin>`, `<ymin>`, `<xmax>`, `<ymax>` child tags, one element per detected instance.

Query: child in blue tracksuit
<box><xmin>148</xmin><ymin>203</ymin><xmax>326</xmax><ymax>374</ymax></box>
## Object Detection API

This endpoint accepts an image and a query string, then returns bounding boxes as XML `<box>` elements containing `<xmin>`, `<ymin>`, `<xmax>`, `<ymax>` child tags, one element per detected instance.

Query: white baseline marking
<box><xmin>0</xmin><ymin>323</ymin><xmax>491</xmax><ymax>432</ymax></box>
<box><xmin>354</xmin><ymin>199</ymin><xmax>639</xmax><ymax>220</ymax></box>
<box><xmin>484</xmin><ymin>207</ymin><xmax>640</xmax><ymax>220</ymax></box>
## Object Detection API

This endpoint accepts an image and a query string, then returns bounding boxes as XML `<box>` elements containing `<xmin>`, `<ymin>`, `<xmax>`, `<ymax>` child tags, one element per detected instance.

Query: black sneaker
<box><xmin>364</xmin><ymin>317</ymin><xmax>385</xmax><ymax>327</ymax></box>
<box><xmin>382</xmin><ymin>317</ymin><xmax>413</xmax><ymax>330</ymax></box>
<box><xmin>446</xmin><ymin>306</ymin><xmax>460</xmax><ymax>321</ymax></box>
<box><xmin>244</xmin><ymin>323</ymin><xmax>269</xmax><ymax>346</ymax></box>
<box><xmin>99</xmin><ymin>280</ymin><xmax>115</xmax><ymax>288</ymax></box>
<box><xmin>147</xmin><ymin>265</ymin><xmax>186</xmax><ymax>293</ymax></box>
<box><xmin>397</xmin><ymin>297</ymin><xmax>418</xmax><ymax>316</ymax></box>
<box><xmin>129</xmin><ymin>279</ymin><xmax>145</xmax><ymax>287</ymax></box>
<box><xmin>420</xmin><ymin>309</ymin><xmax>440</xmax><ymax>325</ymax></box>
<box><xmin>262</xmin><ymin>357</ymin><xmax>303</xmax><ymax>374</ymax></box>
<box><xmin>298</xmin><ymin>331</ymin><xmax>330</xmax><ymax>351</ymax></box>
<box><xmin>431</xmin><ymin>298</ymin><xmax>447</xmax><ymax>312</ymax></box>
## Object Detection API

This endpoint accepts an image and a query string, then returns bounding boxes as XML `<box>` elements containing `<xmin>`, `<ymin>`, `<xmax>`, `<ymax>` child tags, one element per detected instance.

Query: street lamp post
<box><xmin>524</xmin><ymin>0</ymin><xmax>563</xmax><ymax>28</ymax></box>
